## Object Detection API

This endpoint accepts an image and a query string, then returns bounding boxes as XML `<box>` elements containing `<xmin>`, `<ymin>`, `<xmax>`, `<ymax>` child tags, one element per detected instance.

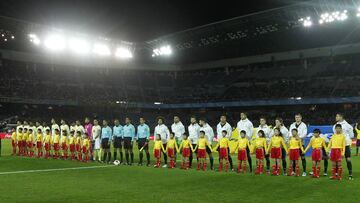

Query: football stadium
<box><xmin>0</xmin><ymin>0</ymin><xmax>360</xmax><ymax>202</ymax></box>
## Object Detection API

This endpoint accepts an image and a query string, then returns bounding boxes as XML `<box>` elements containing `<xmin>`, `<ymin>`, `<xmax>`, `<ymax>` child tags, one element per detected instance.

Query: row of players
<box><xmin>10</xmin><ymin>112</ymin><xmax>359</xmax><ymax>180</ymax></box>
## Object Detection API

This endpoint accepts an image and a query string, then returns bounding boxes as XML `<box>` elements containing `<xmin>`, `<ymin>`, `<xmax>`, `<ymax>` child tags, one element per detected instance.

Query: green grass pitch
<box><xmin>0</xmin><ymin>139</ymin><xmax>358</xmax><ymax>203</ymax></box>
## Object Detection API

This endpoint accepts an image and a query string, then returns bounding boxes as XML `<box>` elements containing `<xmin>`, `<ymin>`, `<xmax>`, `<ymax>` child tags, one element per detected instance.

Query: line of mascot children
<box><xmin>11</xmin><ymin>124</ymin><xmax>346</xmax><ymax>180</ymax></box>
<box><xmin>11</xmin><ymin>127</ymin><xmax>91</xmax><ymax>162</ymax></box>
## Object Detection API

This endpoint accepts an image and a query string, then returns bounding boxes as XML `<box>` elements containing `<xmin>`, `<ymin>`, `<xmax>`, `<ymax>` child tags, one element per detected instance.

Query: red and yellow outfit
<box><xmin>254</xmin><ymin>137</ymin><xmax>267</xmax><ymax>159</ymax></box>
<box><xmin>153</xmin><ymin>140</ymin><xmax>165</xmax><ymax>158</ymax></box>
<box><xmin>328</xmin><ymin>133</ymin><xmax>346</xmax><ymax>180</ymax></box>
<box><xmin>69</xmin><ymin>136</ymin><xmax>76</xmax><ymax>160</ymax></box>
<box><xmin>194</xmin><ymin>137</ymin><xmax>211</xmax><ymax>158</ymax></box>
<box><xmin>61</xmin><ymin>136</ymin><xmax>69</xmax><ymax>159</ymax></box>
<box><xmin>36</xmin><ymin>133</ymin><xmax>43</xmax><ymax>158</ymax></box>
<box><xmin>44</xmin><ymin>134</ymin><xmax>51</xmax><ymax>151</ymax></box>
<box><xmin>21</xmin><ymin>133</ymin><xmax>28</xmax><ymax>156</ymax></box>
<box><xmin>52</xmin><ymin>133</ymin><xmax>60</xmax><ymax>159</ymax></box>
<box><xmin>17</xmin><ymin>132</ymin><xmax>23</xmax><ymax>154</ymax></box>
<box><xmin>288</xmin><ymin>137</ymin><xmax>304</xmax><ymax>161</ymax></box>
<box><xmin>166</xmin><ymin>139</ymin><xmax>178</xmax><ymax>158</ymax></box>
<box><xmin>213</xmin><ymin>137</ymin><xmax>230</xmax><ymax>159</ymax></box>
<box><xmin>327</xmin><ymin>133</ymin><xmax>345</xmax><ymax>162</ymax></box>
<box><xmin>27</xmin><ymin>134</ymin><xmax>34</xmax><ymax>157</ymax></box>
<box><xmin>11</xmin><ymin>132</ymin><xmax>17</xmax><ymax>155</ymax></box>
<box><xmin>235</xmin><ymin>138</ymin><xmax>250</xmax><ymax>161</ymax></box>
<box><xmin>153</xmin><ymin>140</ymin><xmax>165</xmax><ymax>168</ymax></box>
<box><xmin>268</xmin><ymin>136</ymin><xmax>287</xmax><ymax>159</ymax></box>
<box><xmin>82</xmin><ymin>137</ymin><xmax>90</xmax><ymax>162</ymax></box>
<box><xmin>179</xmin><ymin>139</ymin><xmax>194</xmax><ymax>157</ymax></box>
<box><xmin>75</xmin><ymin>136</ymin><xmax>82</xmax><ymax>160</ymax></box>
<box><xmin>304</xmin><ymin>136</ymin><xmax>327</xmax><ymax>161</ymax></box>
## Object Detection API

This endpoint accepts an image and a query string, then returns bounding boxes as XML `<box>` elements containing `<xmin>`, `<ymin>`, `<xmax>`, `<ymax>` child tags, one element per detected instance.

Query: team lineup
<box><xmin>10</xmin><ymin>112</ymin><xmax>358</xmax><ymax>181</ymax></box>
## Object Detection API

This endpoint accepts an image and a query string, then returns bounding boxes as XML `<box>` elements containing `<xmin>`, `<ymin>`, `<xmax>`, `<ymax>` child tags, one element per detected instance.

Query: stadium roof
<box><xmin>0</xmin><ymin>0</ymin><xmax>360</xmax><ymax>66</ymax></box>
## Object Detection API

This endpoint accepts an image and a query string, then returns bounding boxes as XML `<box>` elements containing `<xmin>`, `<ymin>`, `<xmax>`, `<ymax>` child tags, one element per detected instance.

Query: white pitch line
<box><xmin>0</xmin><ymin>165</ymin><xmax>115</xmax><ymax>175</ymax></box>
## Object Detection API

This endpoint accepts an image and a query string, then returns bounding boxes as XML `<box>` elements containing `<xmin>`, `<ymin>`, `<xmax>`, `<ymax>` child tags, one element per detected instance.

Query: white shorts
<box><xmin>94</xmin><ymin>138</ymin><xmax>101</xmax><ymax>150</ymax></box>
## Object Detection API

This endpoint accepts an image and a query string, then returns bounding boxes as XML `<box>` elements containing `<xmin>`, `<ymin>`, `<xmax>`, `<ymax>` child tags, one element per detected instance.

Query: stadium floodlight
<box><xmin>92</xmin><ymin>43</ymin><xmax>111</xmax><ymax>56</ymax></box>
<box><xmin>29</xmin><ymin>34</ymin><xmax>41</xmax><ymax>45</ymax></box>
<box><xmin>115</xmin><ymin>47</ymin><xmax>133</xmax><ymax>59</ymax></box>
<box><xmin>298</xmin><ymin>17</ymin><xmax>312</xmax><ymax>27</ymax></box>
<box><xmin>154</xmin><ymin>102</ymin><xmax>163</xmax><ymax>105</ymax></box>
<box><xmin>44</xmin><ymin>34</ymin><xmax>66</xmax><ymax>51</ymax></box>
<box><xmin>152</xmin><ymin>45</ymin><xmax>172</xmax><ymax>57</ymax></box>
<box><xmin>68</xmin><ymin>38</ymin><xmax>90</xmax><ymax>55</ymax></box>
<box><xmin>319</xmin><ymin>10</ymin><xmax>348</xmax><ymax>24</ymax></box>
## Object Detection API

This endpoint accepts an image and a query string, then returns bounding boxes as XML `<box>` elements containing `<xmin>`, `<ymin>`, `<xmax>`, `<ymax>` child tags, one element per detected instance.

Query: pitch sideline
<box><xmin>0</xmin><ymin>165</ymin><xmax>115</xmax><ymax>175</ymax></box>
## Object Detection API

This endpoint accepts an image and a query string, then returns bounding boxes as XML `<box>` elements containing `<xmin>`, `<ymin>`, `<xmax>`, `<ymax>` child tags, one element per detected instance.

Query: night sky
<box><xmin>0</xmin><ymin>0</ymin><xmax>306</xmax><ymax>42</ymax></box>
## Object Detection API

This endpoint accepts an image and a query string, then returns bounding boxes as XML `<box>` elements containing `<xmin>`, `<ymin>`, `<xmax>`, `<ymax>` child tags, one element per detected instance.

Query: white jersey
<box><xmin>16</xmin><ymin>125</ymin><xmax>23</xmax><ymax>134</ymax></box>
<box><xmin>199</xmin><ymin>123</ymin><xmax>214</xmax><ymax>144</ymax></box>
<box><xmin>171</xmin><ymin>122</ymin><xmax>185</xmax><ymax>140</ymax></box>
<box><xmin>92</xmin><ymin>125</ymin><xmax>102</xmax><ymax>149</ymax></box>
<box><xmin>51</xmin><ymin>124</ymin><xmax>60</xmax><ymax>138</ymax></box>
<box><xmin>60</xmin><ymin>124</ymin><xmax>70</xmax><ymax>138</ymax></box>
<box><xmin>70</xmin><ymin>125</ymin><xmax>76</xmax><ymax>133</ymax></box>
<box><xmin>289</xmin><ymin>122</ymin><xmax>308</xmax><ymax>139</ymax></box>
<box><xmin>188</xmin><ymin>123</ymin><xmax>200</xmax><ymax>144</ymax></box>
<box><xmin>154</xmin><ymin>124</ymin><xmax>170</xmax><ymax>144</ymax></box>
<box><xmin>237</xmin><ymin>118</ymin><xmax>254</xmax><ymax>140</ymax></box>
<box><xmin>256</xmin><ymin>124</ymin><xmax>271</xmax><ymax>144</ymax></box>
<box><xmin>42</xmin><ymin>126</ymin><xmax>50</xmax><ymax>135</ymax></box>
<box><xmin>271</xmin><ymin>126</ymin><xmax>289</xmax><ymax>143</ymax></box>
<box><xmin>36</xmin><ymin>125</ymin><xmax>43</xmax><ymax>134</ymax></box>
<box><xmin>333</xmin><ymin>120</ymin><xmax>354</xmax><ymax>146</ymax></box>
<box><xmin>216</xmin><ymin>122</ymin><xmax>232</xmax><ymax>139</ymax></box>
<box><xmin>75</xmin><ymin>125</ymin><xmax>85</xmax><ymax>135</ymax></box>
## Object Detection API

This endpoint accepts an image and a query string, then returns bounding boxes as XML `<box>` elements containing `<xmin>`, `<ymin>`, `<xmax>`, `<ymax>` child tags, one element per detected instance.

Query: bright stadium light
<box><xmin>68</xmin><ymin>38</ymin><xmax>90</xmax><ymax>54</ymax></box>
<box><xmin>115</xmin><ymin>47</ymin><xmax>133</xmax><ymax>59</ymax></box>
<box><xmin>298</xmin><ymin>17</ymin><xmax>312</xmax><ymax>27</ymax></box>
<box><xmin>28</xmin><ymin>34</ymin><xmax>41</xmax><ymax>45</ymax></box>
<box><xmin>92</xmin><ymin>43</ymin><xmax>111</xmax><ymax>56</ymax></box>
<box><xmin>319</xmin><ymin>10</ymin><xmax>348</xmax><ymax>24</ymax></box>
<box><xmin>44</xmin><ymin>34</ymin><xmax>66</xmax><ymax>51</ymax></box>
<box><xmin>152</xmin><ymin>45</ymin><xmax>172</xmax><ymax>57</ymax></box>
<box><xmin>154</xmin><ymin>102</ymin><xmax>163</xmax><ymax>105</ymax></box>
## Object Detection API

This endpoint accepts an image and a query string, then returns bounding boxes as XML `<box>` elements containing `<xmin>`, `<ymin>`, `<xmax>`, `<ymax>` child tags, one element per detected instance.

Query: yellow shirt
<box><xmin>254</xmin><ymin>137</ymin><xmax>267</xmax><ymax>152</ymax></box>
<box><xmin>69</xmin><ymin>136</ymin><xmax>75</xmax><ymax>145</ymax></box>
<box><xmin>166</xmin><ymin>139</ymin><xmax>178</xmax><ymax>150</ymax></box>
<box><xmin>11</xmin><ymin>132</ymin><xmax>16</xmax><ymax>141</ymax></box>
<box><xmin>289</xmin><ymin>137</ymin><xmax>303</xmax><ymax>150</ymax></box>
<box><xmin>269</xmin><ymin>136</ymin><xmax>286</xmax><ymax>148</ymax></box>
<box><xmin>83</xmin><ymin>138</ymin><xmax>90</xmax><ymax>148</ymax></box>
<box><xmin>61</xmin><ymin>136</ymin><xmax>68</xmax><ymax>145</ymax></box>
<box><xmin>22</xmin><ymin>133</ymin><xmax>28</xmax><ymax>141</ymax></box>
<box><xmin>44</xmin><ymin>134</ymin><xmax>51</xmax><ymax>144</ymax></box>
<box><xmin>154</xmin><ymin>140</ymin><xmax>165</xmax><ymax>151</ymax></box>
<box><xmin>305</xmin><ymin>137</ymin><xmax>326</xmax><ymax>152</ymax></box>
<box><xmin>328</xmin><ymin>133</ymin><xmax>346</xmax><ymax>153</ymax></box>
<box><xmin>179</xmin><ymin>139</ymin><xmax>193</xmax><ymax>150</ymax></box>
<box><xmin>27</xmin><ymin>134</ymin><xmax>33</xmax><ymax>143</ymax></box>
<box><xmin>36</xmin><ymin>133</ymin><xmax>42</xmax><ymax>142</ymax></box>
<box><xmin>197</xmin><ymin>137</ymin><xmax>210</xmax><ymax>150</ymax></box>
<box><xmin>236</xmin><ymin>137</ymin><xmax>250</xmax><ymax>150</ymax></box>
<box><xmin>213</xmin><ymin>137</ymin><xmax>230</xmax><ymax>151</ymax></box>
<box><xmin>53</xmin><ymin>134</ymin><xmax>60</xmax><ymax>144</ymax></box>
<box><xmin>355</xmin><ymin>128</ymin><xmax>360</xmax><ymax>140</ymax></box>
<box><xmin>17</xmin><ymin>133</ymin><xmax>23</xmax><ymax>141</ymax></box>
<box><xmin>76</xmin><ymin>137</ymin><xmax>82</xmax><ymax>145</ymax></box>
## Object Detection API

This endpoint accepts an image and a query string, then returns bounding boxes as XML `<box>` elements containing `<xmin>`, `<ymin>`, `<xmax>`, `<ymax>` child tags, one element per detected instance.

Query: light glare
<box><xmin>68</xmin><ymin>38</ymin><xmax>90</xmax><ymax>54</ymax></box>
<box><xmin>115</xmin><ymin>47</ymin><xmax>133</xmax><ymax>59</ymax></box>
<box><xmin>44</xmin><ymin>34</ymin><xmax>65</xmax><ymax>51</ymax></box>
<box><xmin>93</xmin><ymin>43</ymin><xmax>111</xmax><ymax>56</ymax></box>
